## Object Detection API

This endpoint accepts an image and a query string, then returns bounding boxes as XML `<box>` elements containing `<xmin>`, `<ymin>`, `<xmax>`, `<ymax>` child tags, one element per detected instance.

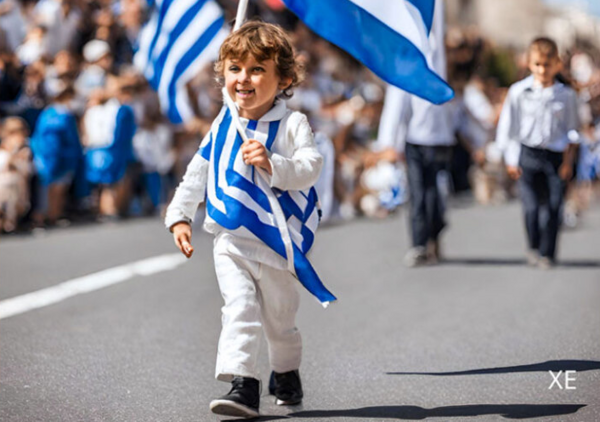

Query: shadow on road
<box><xmin>386</xmin><ymin>359</ymin><xmax>600</xmax><ymax>376</ymax></box>
<box><xmin>243</xmin><ymin>404</ymin><xmax>586</xmax><ymax>420</ymax></box>
<box><xmin>441</xmin><ymin>258</ymin><xmax>600</xmax><ymax>268</ymax></box>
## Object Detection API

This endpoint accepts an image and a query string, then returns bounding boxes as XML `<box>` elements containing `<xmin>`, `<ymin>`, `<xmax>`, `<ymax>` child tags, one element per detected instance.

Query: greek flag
<box><xmin>281</xmin><ymin>0</ymin><xmax>453</xmax><ymax>104</ymax></box>
<box><xmin>134</xmin><ymin>0</ymin><xmax>228</xmax><ymax>124</ymax></box>
<box><xmin>199</xmin><ymin>104</ymin><xmax>336</xmax><ymax>305</ymax></box>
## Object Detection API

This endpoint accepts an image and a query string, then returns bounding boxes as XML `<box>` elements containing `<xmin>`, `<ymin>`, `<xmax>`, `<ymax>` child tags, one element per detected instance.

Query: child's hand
<box><xmin>241</xmin><ymin>139</ymin><xmax>272</xmax><ymax>175</ymax></box>
<box><xmin>171</xmin><ymin>222</ymin><xmax>194</xmax><ymax>258</ymax></box>
<box><xmin>559</xmin><ymin>163</ymin><xmax>573</xmax><ymax>181</ymax></box>
<box><xmin>506</xmin><ymin>165</ymin><xmax>522</xmax><ymax>180</ymax></box>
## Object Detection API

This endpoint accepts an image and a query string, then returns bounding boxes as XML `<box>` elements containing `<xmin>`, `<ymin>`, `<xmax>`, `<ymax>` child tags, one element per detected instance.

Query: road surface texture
<box><xmin>1</xmin><ymin>200</ymin><xmax>599</xmax><ymax>421</ymax></box>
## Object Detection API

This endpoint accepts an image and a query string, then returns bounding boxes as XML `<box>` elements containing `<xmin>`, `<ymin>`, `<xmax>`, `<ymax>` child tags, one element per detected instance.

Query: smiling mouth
<box><xmin>236</xmin><ymin>88</ymin><xmax>255</xmax><ymax>96</ymax></box>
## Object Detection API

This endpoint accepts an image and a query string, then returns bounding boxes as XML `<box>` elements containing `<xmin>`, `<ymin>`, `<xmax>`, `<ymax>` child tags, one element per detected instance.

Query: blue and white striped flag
<box><xmin>134</xmin><ymin>0</ymin><xmax>228</xmax><ymax>124</ymax></box>
<box><xmin>199</xmin><ymin>103</ymin><xmax>336</xmax><ymax>305</ymax></box>
<box><xmin>281</xmin><ymin>0</ymin><xmax>453</xmax><ymax>105</ymax></box>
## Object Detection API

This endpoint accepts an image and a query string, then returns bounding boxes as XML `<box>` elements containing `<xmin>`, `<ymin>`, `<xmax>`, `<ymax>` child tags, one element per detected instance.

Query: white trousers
<box><xmin>213</xmin><ymin>237</ymin><xmax>302</xmax><ymax>382</ymax></box>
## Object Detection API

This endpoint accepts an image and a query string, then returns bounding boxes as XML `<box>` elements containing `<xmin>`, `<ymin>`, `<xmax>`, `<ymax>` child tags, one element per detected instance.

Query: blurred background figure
<box><xmin>0</xmin><ymin>117</ymin><xmax>32</xmax><ymax>233</ymax></box>
<box><xmin>132</xmin><ymin>93</ymin><xmax>175</xmax><ymax>215</ymax></box>
<box><xmin>29</xmin><ymin>84</ymin><xmax>82</xmax><ymax>226</ymax></box>
<box><xmin>82</xmin><ymin>79</ymin><xmax>136</xmax><ymax>219</ymax></box>
<box><xmin>0</xmin><ymin>0</ymin><xmax>598</xmax><ymax>234</ymax></box>
<box><xmin>76</xmin><ymin>39</ymin><xmax>116</xmax><ymax>98</ymax></box>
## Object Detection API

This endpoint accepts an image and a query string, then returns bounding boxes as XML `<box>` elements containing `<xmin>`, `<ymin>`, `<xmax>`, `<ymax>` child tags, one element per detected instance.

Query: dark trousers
<box><xmin>405</xmin><ymin>142</ymin><xmax>452</xmax><ymax>248</ymax></box>
<box><xmin>518</xmin><ymin>145</ymin><xmax>564</xmax><ymax>260</ymax></box>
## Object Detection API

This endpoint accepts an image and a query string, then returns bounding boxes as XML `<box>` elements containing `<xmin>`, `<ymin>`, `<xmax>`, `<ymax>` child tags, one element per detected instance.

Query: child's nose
<box><xmin>238</xmin><ymin>69</ymin><xmax>251</xmax><ymax>83</ymax></box>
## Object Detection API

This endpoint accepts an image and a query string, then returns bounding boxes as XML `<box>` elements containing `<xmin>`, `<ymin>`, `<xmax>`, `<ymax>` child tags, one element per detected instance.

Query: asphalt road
<box><xmin>1</xmin><ymin>200</ymin><xmax>599</xmax><ymax>422</ymax></box>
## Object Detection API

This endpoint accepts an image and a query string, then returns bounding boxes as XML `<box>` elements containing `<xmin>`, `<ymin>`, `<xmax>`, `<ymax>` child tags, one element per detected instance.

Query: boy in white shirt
<box><xmin>496</xmin><ymin>37</ymin><xmax>580</xmax><ymax>268</ymax></box>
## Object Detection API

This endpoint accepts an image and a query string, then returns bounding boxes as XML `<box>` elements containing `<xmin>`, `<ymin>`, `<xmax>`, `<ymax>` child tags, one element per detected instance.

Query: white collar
<box><xmin>237</xmin><ymin>98</ymin><xmax>288</xmax><ymax>123</ymax></box>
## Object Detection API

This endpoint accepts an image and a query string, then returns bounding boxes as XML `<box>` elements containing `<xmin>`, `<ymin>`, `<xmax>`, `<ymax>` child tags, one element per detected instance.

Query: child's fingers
<box><xmin>243</xmin><ymin>149</ymin><xmax>267</xmax><ymax>165</ymax></box>
<box><xmin>175</xmin><ymin>233</ymin><xmax>194</xmax><ymax>258</ymax></box>
<box><xmin>181</xmin><ymin>240</ymin><xmax>194</xmax><ymax>258</ymax></box>
<box><xmin>241</xmin><ymin>140</ymin><xmax>263</xmax><ymax>153</ymax></box>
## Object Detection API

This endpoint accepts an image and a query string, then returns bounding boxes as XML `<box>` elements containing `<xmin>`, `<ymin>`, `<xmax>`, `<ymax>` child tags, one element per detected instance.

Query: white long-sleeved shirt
<box><xmin>165</xmin><ymin>100</ymin><xmax>323</xmax><ymax>270</ymax></box>
<box><xmin>496</xmin><ymin>76</ymin><xmax>580</xmax><ymax>167</ymax></box>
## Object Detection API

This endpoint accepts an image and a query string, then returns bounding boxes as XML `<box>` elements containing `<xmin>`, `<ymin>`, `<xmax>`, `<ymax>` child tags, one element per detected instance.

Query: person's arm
<box><xmin>496</xmin><ymin>86</ymin><xmax>521</xmax><ymax>179</ymax></box>
<box><xmin>267</xmin><ymin>113</ymin><xmax>323</xmax><ymax>191</ymax></box>
<box><xmin>559</xmin><ymin>89</ymin><xmax>582</xmax><ymax>181</ymax></box>
<box><xmin>164</xmin><ymin>133</ymin><xmax>211</xmax><ymax>230</ymax></box>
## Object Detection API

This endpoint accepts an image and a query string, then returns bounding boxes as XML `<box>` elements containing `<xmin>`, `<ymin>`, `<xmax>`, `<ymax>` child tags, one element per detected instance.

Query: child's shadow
<box><xmin>230</xmin><ymin>403</ymin><xmax>586</xmax><ymax>420</ymax></box>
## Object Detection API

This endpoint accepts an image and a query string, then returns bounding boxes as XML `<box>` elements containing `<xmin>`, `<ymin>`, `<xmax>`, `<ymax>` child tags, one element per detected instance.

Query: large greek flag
<box><xmin>199</xmin><ymin>104</ymin><xmax>336</xmax><ymax>305</ymax></box>
<box><xmin>281</xmin><ymin>0</ymin><xmax>453</xmax><ymax>104</ymax></box>
<box><xmin>134</xmin><ymin>0</ymin><xmax>227</xmax><ymax>124</ymax></box>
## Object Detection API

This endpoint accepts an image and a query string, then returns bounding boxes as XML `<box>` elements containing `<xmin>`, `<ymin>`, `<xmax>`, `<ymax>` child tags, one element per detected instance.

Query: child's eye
<box><xmin>253</xmin><ymin>67</ymin><xmax>265</xmax><ymax>72</ymax></box>
<box><xmin>229</xmin><ymin>66</ymin><xmax>239</xmax><ymax>72</ymax></box>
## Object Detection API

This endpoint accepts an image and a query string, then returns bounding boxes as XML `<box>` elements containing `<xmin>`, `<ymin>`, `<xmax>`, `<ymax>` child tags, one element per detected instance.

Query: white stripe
<box><xmin>350</xmin><ymin>0</ymin><xmax>429</xmax><ymax>54</ymax></box>
<box><xmin>134</xmin><ymin>12</ymin><xmax>159</xmax><ymax>76</ymax></box>
<box><xmin>174</xmin><ymin>27</ymin><xmax>227</xmax><ymax>122</ymax></box>
<box><xmin>157</xmin><ymin>2</ymin><xmax>222</xmax><ymax>107</ymax></box>
<box><xmin>151</xmin><ymin>0</ymin><xmax>197</xmax><ymax>63</ymax></box>
<box><xmin>0</xmin><ymin>254</ymin><xmax>187</xmax><ymax>320</ymax></box>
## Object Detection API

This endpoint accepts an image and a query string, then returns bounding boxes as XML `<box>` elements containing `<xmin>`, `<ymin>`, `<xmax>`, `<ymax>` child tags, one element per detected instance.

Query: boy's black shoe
<box><xmin>209</xmin><ymin>377</ymin><xmax>260</xmax><ymax>418</ymax></box>
<box><xmin>268</xmin><ymin>370</ymin><xmax>303</xmax><ymax>405</ymax></box>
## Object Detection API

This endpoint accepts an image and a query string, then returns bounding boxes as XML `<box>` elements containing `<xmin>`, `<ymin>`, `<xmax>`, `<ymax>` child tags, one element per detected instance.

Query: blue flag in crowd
<box><xmin>134</xmin><ymin>0</ymin><xmax>227</xmax><ymax>124</ymax></box>
<box><xmin>281</xmin><ymin>0</ymin><xmax>454</xmax><ymax>104</ymax></box>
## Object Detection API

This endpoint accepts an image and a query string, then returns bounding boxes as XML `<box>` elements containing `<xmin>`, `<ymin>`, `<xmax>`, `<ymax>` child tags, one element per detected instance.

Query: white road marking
<box><xmin>0</xmin><ymin>253</ymin><xmax>188</xmax><ymax>320</ymax></box>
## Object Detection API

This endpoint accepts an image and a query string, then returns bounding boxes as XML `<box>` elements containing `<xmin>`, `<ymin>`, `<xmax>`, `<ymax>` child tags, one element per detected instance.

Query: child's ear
<box><xmin>278</xmin><ymin>77</ymin><xmax>293</xmax><ymax>90</ymax></box>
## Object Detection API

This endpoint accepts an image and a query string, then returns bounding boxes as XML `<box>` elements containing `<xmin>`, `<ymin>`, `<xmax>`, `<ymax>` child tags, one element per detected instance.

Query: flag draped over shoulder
<box><xmin>199</xmin><ymin>104</ymin><xmax>337</xmax><ymax>305</ymax></box>
<box><xmin>281</xmin><ymin>0</ymin><xmax>453</xmax><ymax>105</ymax></box>
<box><xmin>134</xmin><ymin>0</ymin><xmax>227</xmax><ymax>124</ymax></box>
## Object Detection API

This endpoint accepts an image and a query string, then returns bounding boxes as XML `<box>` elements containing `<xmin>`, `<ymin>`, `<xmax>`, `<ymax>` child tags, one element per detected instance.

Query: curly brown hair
<box><xmin>214</xmin><ymin>20</ymin><xmax>304</xmax><ymax>98</ymax></box>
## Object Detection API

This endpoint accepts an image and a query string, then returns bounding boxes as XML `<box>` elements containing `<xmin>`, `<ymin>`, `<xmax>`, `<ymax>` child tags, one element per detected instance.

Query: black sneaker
<box><xmin>209</xmin><ymin>377</ymin><xmax>260</xmax><ymax>418</ymax></box>
<box><xmin>268</xmin><ymin>370</ymin><xmax>303</xmax><ymax>405</ymax></box>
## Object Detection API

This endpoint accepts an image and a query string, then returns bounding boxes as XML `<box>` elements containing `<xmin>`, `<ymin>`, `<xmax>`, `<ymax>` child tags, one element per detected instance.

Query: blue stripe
<box><xmin>247</xmin><ymin>119</ymin><xmax>258</xmax><ymax>132</ymax></box>
<box><xmin>145</xmin><ymin>0</ymin><xmax>174</xmax><ymax>83</ymax></box>
<box><xmin>266</xmin><ymin>120</ymin><xmax>280</xmax><ymax>150</ymax></box>
<box><xmin>281</xmin><ymin>0</ymin><xmax>453</xmax><ymax>104</ymax></box>
<box><xmin>199</xmin><ymin>134</ymin><xmax>212</xmax><ymax>160</ymax></box>
<box><xmin>166</xmin><ymin>16</ymin><xmax>224</xmax><ymax>123</ymax></box>
<box><xmin>292</xmin><ymin>245</ymin><xmax>336</xmax><ymax>303</ymax></box>
<box><xmin>406</xmin><ymin>0</ymin><xmax>434</xmax><ymax>33</ymax></box>
<box><xmin>150</xmin><ymin>0</ymin><xmax>209</xmax><ymax>88</ymax></box>
<box><xmin>247</xmin><ymin>119</ymin><xmax>258</xmax><ymax>185</ymax></box>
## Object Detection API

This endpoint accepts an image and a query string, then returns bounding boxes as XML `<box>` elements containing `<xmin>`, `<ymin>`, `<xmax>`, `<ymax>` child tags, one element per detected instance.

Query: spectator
<box><xmin>82</xmin><ymin>79</ymin><xmax>136</xmax><ymax>218</ymax></box>
<box><xmin>0</xmin><ymin>117</ymin><xmax>32</xmax><ymax>232</ymax></box>
<box><xmin>32</xmin><ymin>0</ymin><xmax>83</xmax><ymax>56</ymax></box>
<box><xmin>30</xmin><ymin>84</ymin><xmax>82</xmax><ymax>226</ymax></box>
<box><xmin>132</xmin><ymin>97</ymin><xmax>175</xmax><ymax>213</ymax></box>
<box><xmin>75</xmin><ymin>39</ymin><xmax>116</xmax><ymax>98</ymax></box>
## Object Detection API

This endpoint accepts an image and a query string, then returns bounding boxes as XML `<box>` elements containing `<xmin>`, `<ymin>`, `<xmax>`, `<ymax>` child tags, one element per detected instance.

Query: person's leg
<box><xmin>47</xmin><ymin>182</ymin><xmax>68</xmax><ymax>224</ymax></box>
<box><xmin>213</xmin><ymin>248</ymin><xmax>263</xmax><ymax>382</ymax></box>
<box><xmin>258</xmin><ymin>264</ymin><xmax>303</xmax><ymax>405</ymax></box>
<box><xmin>210</xmin><ymin>239</ymin><xmax>263</xmax><ymax>418</ymax></box>
<box><xmin>258</xmin><ymin>265</ymin><xmax>302</xmax><ymax>374</ymax></box>
<box><xmin>143</xmin><ymin>172</ymin><xmax>161</xmax><ymax>209</ymax></box>
<box><xmin>425</xmin><ymin>146</ymin><xmax>451</xmax><ymax>244</ymax></box>
<box><xmin>405</xmin><ymin>143</ymin><xmax>428</xmax><ymax>248</ymax></box>
<box><xmin>99</xmin><ymin>186</ymin><xmax>118</xmax><ymax>216</ymax></box>
<box><xmin>519</xmin><ymin>149</ymin><xmax>542</xmax><ymax>254</ymax></box>
<box><xmin>540</xmin><ymin>155</ymin><xmax>564</xmax><ymax>261</ymax></box>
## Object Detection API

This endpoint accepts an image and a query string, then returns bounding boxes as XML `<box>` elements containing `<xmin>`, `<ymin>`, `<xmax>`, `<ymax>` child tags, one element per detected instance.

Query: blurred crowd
<box><xmin>1</xmin><ymin>0</ymin><xmax>600</xmax><ymax>234</ymax></box>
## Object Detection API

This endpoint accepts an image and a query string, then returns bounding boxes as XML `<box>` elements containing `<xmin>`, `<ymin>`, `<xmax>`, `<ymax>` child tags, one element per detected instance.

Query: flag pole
<box><xmin>233</xmin><ymin>0</ymin><xmax>249</xmax><ymax>31</ymax></box>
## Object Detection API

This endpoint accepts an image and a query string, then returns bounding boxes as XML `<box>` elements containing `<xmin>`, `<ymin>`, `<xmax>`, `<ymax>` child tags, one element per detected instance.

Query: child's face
<box><xmin>224</xmin><ymin>55</ymin><xmax>291</xmax><ymax>120</ymax></box>
<box><xmin>528</xmin><ymin>51</ymin><xmax>561</xmax><ymax>87</ymax></box>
